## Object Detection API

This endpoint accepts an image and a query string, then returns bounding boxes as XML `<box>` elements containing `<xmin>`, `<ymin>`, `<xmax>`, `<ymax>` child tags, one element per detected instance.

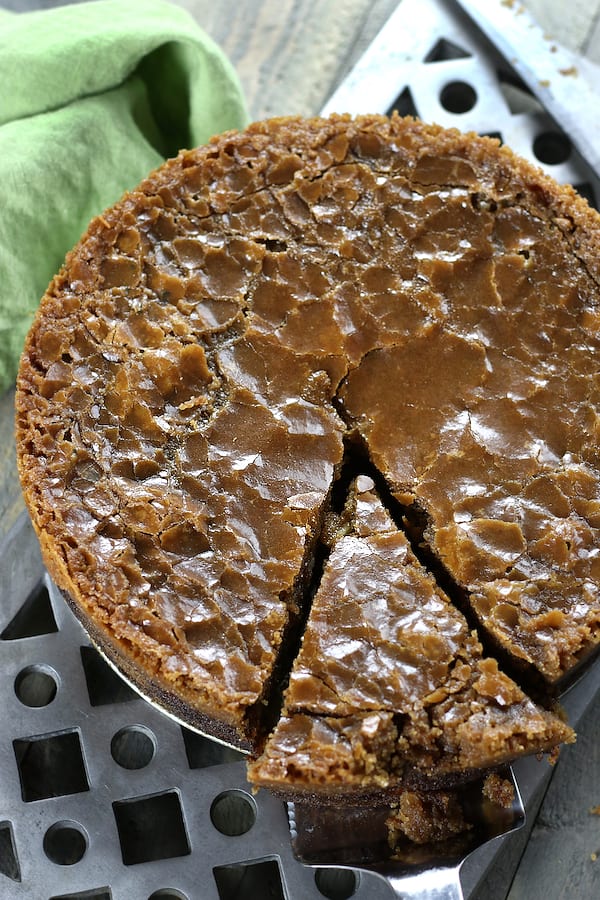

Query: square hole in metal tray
<box><xmin>213</xmin><ymin>858</ymin><xmax>286</xmax><ymax>900</ymax></box>
<box><xmin>49</xmin><ymin>890</ymin><xmax>113</xmax><ymax>900</ymax></box>
<box><xmin>13</xmin><ymin>729</ymin><xmax>90</xmax><ymax>802</ymax></box>
<box><xmin>0</xmin><ymin>821</ymin><xmax>20</xmax><ymax>883</ymax></box>
<box><xmin>113</xmin><ymin>790</ymin><xmax>191</xmax><ymax>865</ymax></box>
<box><xmin>79</xmin><ymin>644</ymin><xmax>137</xmax><ymax>706</ymax></box>
<box><xmin>1</xmin><ymin>582</ymin><xmax>57</xmax><ymax>641</ymax></box>
<box><xmin>181</xmin><ymin>726</ymin><xmax>245</xmax><ymax>769</ymax></box>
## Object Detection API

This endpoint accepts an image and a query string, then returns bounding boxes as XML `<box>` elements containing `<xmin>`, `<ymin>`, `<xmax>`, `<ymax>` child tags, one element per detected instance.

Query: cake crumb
<box><xmin>386</xmin><ymin>791</ymin><xmax>470</xmax><ymax>847</ymax></box>
<box><xmin>589</xmin><ymin>805</ymin><xmax>600</xmax><ymax>816</ymax></box>
<box><xmin>547</xmin><ymin>745</ymin><xmax>561</xmax><ymax>765</ymax></box>
<box><xmin>482</xmin><ymin>773</ymin><xmax>515</xmax><ymax>809</ymax></box>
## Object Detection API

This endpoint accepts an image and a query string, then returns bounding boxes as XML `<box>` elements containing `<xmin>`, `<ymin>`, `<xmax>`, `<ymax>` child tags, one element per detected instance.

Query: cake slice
<box><xmin>249</xmin><ymin>476</ymin><xmax>572</xmax><ymax>797</ymax></box>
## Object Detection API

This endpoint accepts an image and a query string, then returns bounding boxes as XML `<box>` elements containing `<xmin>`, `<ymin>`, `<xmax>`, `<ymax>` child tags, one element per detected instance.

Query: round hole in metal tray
<box><xmin>148</xmin><ymin>891</ymin><xmax>189</xmax><ymax>899</ymax></box>
<box><xmin>111</xmin><ymin>725</ymin><xmax>156</xmax><ymax>769</ymax></box>
<box><xmin>14</xmin><ymin>664</ymin><xmax>58</xmax><ymax>707</ymax></box>
<box><xmin>210</xmin><ymin>789</ymin><xmax>257</xmax><ymax>836</ymax></box>
<box><xmin>43</xmin><ymin>821</ymin><xmax>88</xmax><ymax>865</ymax></box>
<box><xmin>315</xmin><ymin>868</ymin><xmax>359</xmax><ymax>899</ymax></box>
<box><xmin>439</xmin><ymin>80</ymin><xmax>477</xmax><ymax>114</ymax></box>
<box><xmin>533</xmin><ymin>131</ymin><xmax>571</xmax><ymax>165</ymax></box>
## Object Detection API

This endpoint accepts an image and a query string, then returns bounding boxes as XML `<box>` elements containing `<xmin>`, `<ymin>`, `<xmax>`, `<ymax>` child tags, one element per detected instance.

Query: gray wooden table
<box><xmin>1</xmin><ymin>1</ymin><xmax>600</xmax><ymax>898</ymax></box>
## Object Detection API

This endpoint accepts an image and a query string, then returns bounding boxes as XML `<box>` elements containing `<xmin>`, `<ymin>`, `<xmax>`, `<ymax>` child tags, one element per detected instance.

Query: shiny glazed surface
<box><xmin>249</xmin><ymin>478</ymin><xmax>571</xmax><ymax>793</ymax></box>
<box><xmin>16</xmin><ymin>115</ymin><xmax>600</xmax><ymax>762</ymax></box>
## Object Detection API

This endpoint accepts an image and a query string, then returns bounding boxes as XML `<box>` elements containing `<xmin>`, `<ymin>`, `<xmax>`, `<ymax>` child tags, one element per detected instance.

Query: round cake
<box><xmin>16</xmin><ymin>114</ymin><xmax>599</xmax><ymax>797</ymax></box>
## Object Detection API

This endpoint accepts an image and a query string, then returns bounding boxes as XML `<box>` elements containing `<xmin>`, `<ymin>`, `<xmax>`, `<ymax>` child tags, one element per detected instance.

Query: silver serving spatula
<box><xmin>287</xmin><ymin>768</ymin><xmax>525</xmax><ymax>899</ymax></box>
<box><xmin>452</xmin><ymin>0</ymin><xmax>600</xmax><ymax>178</ymax></box>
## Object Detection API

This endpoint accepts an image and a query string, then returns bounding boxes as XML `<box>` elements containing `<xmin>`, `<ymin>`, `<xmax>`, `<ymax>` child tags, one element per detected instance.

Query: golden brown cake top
<box><xmin>248</xmin><ymin>478</ymin><xmax>572</xmax><ymax>796</ymax></box>
<box><xmin>15</xmin><ymin>114</ymin><xmax>600</xmax><ymax>755</ymax></box>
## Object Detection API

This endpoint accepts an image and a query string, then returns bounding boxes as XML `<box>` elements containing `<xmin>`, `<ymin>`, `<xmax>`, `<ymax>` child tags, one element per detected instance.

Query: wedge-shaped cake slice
<box><xmin>249</xmin><ymin>476</ymin><xmax>572</xmax><ymax>797</ymax></box>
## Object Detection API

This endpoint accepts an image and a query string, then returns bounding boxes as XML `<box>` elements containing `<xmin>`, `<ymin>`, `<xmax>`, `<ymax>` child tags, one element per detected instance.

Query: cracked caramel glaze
<box><xmin>248</xmin><ymin>477</ymin><xmax>571</xmax><ymax>796</ymax></box>
<box><xmin>15</xmin><ymin>114</ymin><xmax>600</xmax><ymax>759</ymax></box>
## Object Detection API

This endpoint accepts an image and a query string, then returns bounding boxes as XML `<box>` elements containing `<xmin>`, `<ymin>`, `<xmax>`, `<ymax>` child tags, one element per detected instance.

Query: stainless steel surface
<box><xmin>288</xmin><ymin>772</ymin><xmax>525</xmax><ymax>899</ymax></box>
<box><xmin>2</xmin><ymin>512</ymin><xmax>598</xmax><ymax>898</ymax></box>
<box><xmin>452</xmin><ymin>0</ymin><xmax>600</xmax><ymax>179</ymax></box>
<box><xmin>0</xmin><ymin>513</ymin><xmax>392</xmax><ymax>899</ymax></box>
<box><xmin>2</xmin><ymin>1</ymin><xmax>600</xmax><ymax>897</ymax></box>
<box><xmin>384</xmin><ymin>868</ymin><xmax>467</xmax><ymax>899</ymax></box>
<box><xmin>323</xmin><ymin>0</ymin><xmax>600</xmax><ymax>207</ymax></box>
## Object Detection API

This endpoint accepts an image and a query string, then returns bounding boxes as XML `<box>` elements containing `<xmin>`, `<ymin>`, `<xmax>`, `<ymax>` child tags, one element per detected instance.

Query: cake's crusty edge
<box><xmin>15</xmin><ymin>113</ymin><xmax>599</xmax><ymax>788</ymax></box>
<box><xmin>20</xmin><ymin>114</ymin><xmax>600</xmax><ymax>320</ymax></box>
<box><xmin>58</xmin><ymin>583</ymin><xmax>254</xmax><ymax>752</ymax></box>
<box><xmin>246</xmin><ymin>718</ymin><xmax>570</xmax><ymax>803</ymax></box>
<box><xmin>21</xmin><ymin>506</ymin><xmax>255</xmax><ymax>750</ymax></box>
<box><xmin>60</xmin><ymin>112</ymin><xmax>600</xmax><ymax>293</ymax></box>
<box><xmin>247</xmin><ymin>760</ymin><xmax>524</xmax><ymax>806</ymax></box>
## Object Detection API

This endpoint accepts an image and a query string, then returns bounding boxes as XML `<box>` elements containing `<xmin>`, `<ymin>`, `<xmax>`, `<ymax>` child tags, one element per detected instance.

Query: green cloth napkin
<box><xmin>0</xmin><ymin>0</ymin><xmax>248</xmax><ymax>392</ymax></box>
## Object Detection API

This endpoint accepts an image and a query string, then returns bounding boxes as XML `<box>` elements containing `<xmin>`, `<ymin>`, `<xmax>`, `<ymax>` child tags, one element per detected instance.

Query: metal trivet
<box><xmin>2</xmin><ymin>516</ymin><xmax>599</xmax><ymax>900</ymax></box>
<box><xmin>323</xmin><ymin>0</ymin><xmax>599</xmax><ymax>206</ymax></box>
<box><xmin>1</xmin><ymin>514</ymin><xmax>394</xmax><ymax>900</ymax></box>
<box><xmin>2</xmin><ymin>1</ymin><xmax>599</xmax><ymax>898</ymax></box>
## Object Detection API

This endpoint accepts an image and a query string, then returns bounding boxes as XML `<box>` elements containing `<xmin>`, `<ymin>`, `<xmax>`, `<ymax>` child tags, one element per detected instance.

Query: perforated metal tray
<box><xmin>2</xmin><ymin>514</ymin><xmax>393</xmax><ymax>900</ymax></box>
<box><xmin>2</xmin><ymin>513</ymin><xmax>599</xmax><ymax>900</ymax></box>
<box><xmin>323</xmin><ymin>0</ymin><xmax>600</xmax><ymax>205</ymax></box>
<box><xmin>2</xmin><ymin>1</ymin><xmax>599</xmax><ymax>898</ymax></box>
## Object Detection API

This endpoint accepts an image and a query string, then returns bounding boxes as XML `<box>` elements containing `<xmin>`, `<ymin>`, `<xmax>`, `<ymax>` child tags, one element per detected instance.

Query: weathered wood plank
<box><xmin>507</xmin><ymin>691</ymin><xmax>600</xmax><ymax>900</ymax></box>
<box><xmin>0</xmin><ymin>388</ymin><xmax>23</xmax><ymax>539</ymax></box>
<box><xmin>176</xmin><ymin>0</ymin><xmax>400</xmax><ymax>119</ymax></box>
<box><xmin>583</xmin><ymin>12</ymin><xmax>600</xmax><ymax>63</ymax></box>
<box><xmin>525</xmin><ymin>0</ymin><xmax>600</xmax><ymax>54</ymax></box>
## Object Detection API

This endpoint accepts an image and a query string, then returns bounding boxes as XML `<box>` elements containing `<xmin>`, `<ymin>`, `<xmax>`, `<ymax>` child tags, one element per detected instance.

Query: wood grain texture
<box><xmin>175</xmin><ymin>0</ymin><xmax>600</xmax><ymax>119</ymax></box>
<box><xmin>507</xmin><ymin>691</ymin><xmax>600</xmax><ymax>900</ymax></box>
<box><xmin>584</xmin><ymin>12</ymin><xmax>600</xmax><ymax>64</ymax></box>
<box><xmin>175</xmin><ymin>0</ymin><xmax>400</xmax><ymax>119</ymax></box>
<box><xmin>0</xmin><ymin>388</ymin><xmax>23</xmax><ymax>540</ymax></box>
<box><xmin>526</xmin><ymin>0</ymin><xmax>600</xmax><ymax>56</ymax></box>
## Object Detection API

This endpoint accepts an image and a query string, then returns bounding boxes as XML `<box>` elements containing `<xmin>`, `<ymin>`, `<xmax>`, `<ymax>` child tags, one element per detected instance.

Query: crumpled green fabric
<box><xmin>0</xmin><ymin>0</ymin><xmax>248</xmax><ymax>391</ymax></box>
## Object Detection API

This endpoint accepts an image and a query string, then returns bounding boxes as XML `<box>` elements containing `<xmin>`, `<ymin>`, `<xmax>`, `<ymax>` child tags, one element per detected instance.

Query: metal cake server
<box><xmin>287</xmin><ymin>769</ymin><xmax>525</xmax><ymax>899</ymax></box>
<box><xmin>452</xmin><ymin>0</ymin><xmax>600</xmax><ymax>178</ymax></box>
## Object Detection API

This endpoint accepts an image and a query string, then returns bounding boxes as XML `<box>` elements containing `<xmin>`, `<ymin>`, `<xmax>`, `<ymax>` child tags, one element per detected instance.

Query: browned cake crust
<box><xmin>248</xmin><ymin>478</ymin><xmax>572</xmax><ymax>798</ymax></box>
<box><xmin>15</xmin><ymin>114</ymin><xmax>600</xmax><ymax>784</ymax></box>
